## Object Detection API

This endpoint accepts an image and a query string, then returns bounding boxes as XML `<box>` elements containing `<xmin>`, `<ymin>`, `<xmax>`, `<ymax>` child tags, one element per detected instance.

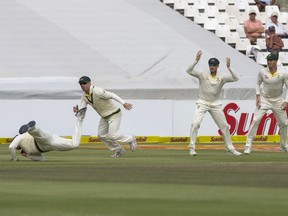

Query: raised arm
<box><xmin>226</xmin><ymin>57</ymin><xmax>239</xmax><ymax>81</ymax></box>
<box><xmin>186</xmin><ymin>50</ymin><xmax>202</xmax><ymax>76</ymax></box>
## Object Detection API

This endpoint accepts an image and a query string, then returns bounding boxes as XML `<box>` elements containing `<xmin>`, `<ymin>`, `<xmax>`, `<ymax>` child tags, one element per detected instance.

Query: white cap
<box><xmin>249</xmin><ymin>9</ymin><xmax>257</xmax><ymax>15</ymax></box>
<box><xmin>271</xmin><ymin>11</ymin><xmax>278</xmax><ymax>17</ymax></box>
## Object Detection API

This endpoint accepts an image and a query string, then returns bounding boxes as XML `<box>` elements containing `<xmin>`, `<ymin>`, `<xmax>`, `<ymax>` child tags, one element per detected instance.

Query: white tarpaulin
<box><xmin>0</xmin><ymin>0</ymin><xmax>262</xmax><ymax>100</ymax></box>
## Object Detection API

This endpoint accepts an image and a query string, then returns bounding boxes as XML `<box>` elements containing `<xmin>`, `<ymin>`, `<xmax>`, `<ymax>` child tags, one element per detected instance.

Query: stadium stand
<box><xmin>0</xmin><ymin>0</ymin><xmax>268</xmax><ymax>137</ymax></box>
<box><xmin>215</xmin><ymin>24</ymin><xmax>231</xmax><ymax>40</ymax></box>
<box><xmin>236</xmin><ymin>37</ymin><xmax>252</xmax><ymax>54</ymax></box>
<box><xmin>184</xmin><ymin>5</ymin><xmax>199</xmax><ymax>21</ymax></box>
<box><xmin>279</xmin><ymin>51</ymin><xmax>288</xmax><ymax>66</ymax></box>
<box><xmin>203</xmin><ymin>18</ymin><xmax>219</xmax><ymax>32</ymax></box>
<box><xmin>256</xmin><ymin>51</ymin><xmax>270</xmax><ymax>65</ymax></box>
<box><xmin>256</xmin><ymin>38</ymin><xmax>267</xmax><ymax>50</ymax></box>
<box><xmin>160</xmin><ymin>0</ymin><xmax>288</xmax><ymax>66</ymax></box>
<box><xmin>283</xmin><ymin>38</ymin><xmax>288</xmax><ymax>50</ymax></box>
<box><xmin>215</xmin><ymin>0</ymin><xmax>229</xmax><ymax>12</ymax></box>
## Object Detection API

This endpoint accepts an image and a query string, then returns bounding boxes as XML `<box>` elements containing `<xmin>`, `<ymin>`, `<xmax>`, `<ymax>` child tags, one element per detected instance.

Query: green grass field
<box><xmin>1</xmin><ymin>144</ymin><xmax>288</xmax><ymax>216</ymax></box>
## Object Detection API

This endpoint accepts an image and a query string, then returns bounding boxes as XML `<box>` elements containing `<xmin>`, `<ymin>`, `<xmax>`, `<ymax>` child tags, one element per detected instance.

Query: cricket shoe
<box><xmin>189</xmin><ymin>148</ymin><xmax>197</xmax><ymax>156</ymax></box>
<box><xmin>227</xmin><ymin>149</ymin><xmax>242</xmax><ymax>156</ymax></box>
<box><xmin>75</xmin><ymin>107</ymin><xmax>87</xmax><ymax>121</ymax></box>
<box><xmin>111</xmin><ymin>147</ymin><xmax>126</xmax><ymax>158</ymax></box>
<box><xmin>19</xmin><ymin>120</ymin><xmax>36</xmax><ymax>134</ymax></box>
<box><xmin>244</xmin><ymin>145</ymin><xmax>252</xmax><ymax>155</ymax></box>
<box><xmin>280</xmin><ymin>144</ymin><xmax>288</xmax><ymax>152</ymax></box>
<box><xmin>129</xmin><ymin>136</ymin><xmax>137</xmax><ymax>152</ymax></box>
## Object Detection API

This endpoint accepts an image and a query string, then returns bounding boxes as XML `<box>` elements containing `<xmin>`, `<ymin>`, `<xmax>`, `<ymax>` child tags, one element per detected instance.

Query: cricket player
<box><xmin>186</xmin><ymin>50</ymin><xmax>242</xmax><ymax>156</ymax></box>
<box><xmin>74</xmin><ymin>76</ymin><xmax>137</xmax><ymax>158</ymax></box>
<box><xmin>9</xmin><ymin>107</ymin><xmax>87</xmax><ymax>161</ymax></box>
<box><xmin>244</xmin><ymin>53</ymin><xmax>288</xmax><ymax>154</ymax></box>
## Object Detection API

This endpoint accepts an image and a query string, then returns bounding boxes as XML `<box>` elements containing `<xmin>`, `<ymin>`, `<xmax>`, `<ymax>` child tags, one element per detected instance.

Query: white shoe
<box><xmin>111</xmin><ymin>147</ymin><xmax>126</xmax><ymax>158</ymax></box>
<box><xmin>129</xmin><ymin>136</ymin><xmax>137</xmax><ymax>152</ymax></box>
<box><xmin>244</xmin><ymin>145</ymin><xmax>252</xmax><ymax>155</ymax></box>
<box><xmin>189</xmin><ymin>148</ymin><xmax>197</xmax><ymax>156</ymax></box>
<box><xmin>227</xmin><ymin>149</ymin><xmax>242</xmax><ymax>156</ymax></box>
<box><xmin>280</xmin><ymin>144</ymin><xmax>288</xmax><ymax>152</ymax></box>
<box><xmin>75</xmin><ymin>107</ymin><xmax>87</xmax><ymax>121</ymax></box>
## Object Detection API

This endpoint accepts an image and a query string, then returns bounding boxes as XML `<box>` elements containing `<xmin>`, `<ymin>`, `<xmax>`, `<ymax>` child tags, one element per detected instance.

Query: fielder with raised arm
<box><xmin>186</xmin><ymin>50</ymin><xmax>242</xmax><ymax>156</ymax></box>
<box><xmin>244</xmin><ymin>53</ymin><xmax>288</xmax><ymax>154</ymax></box>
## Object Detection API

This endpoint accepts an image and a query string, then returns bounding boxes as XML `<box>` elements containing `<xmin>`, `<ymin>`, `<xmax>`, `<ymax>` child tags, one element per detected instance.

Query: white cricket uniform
<box><xmin>186</xmin><ymin>60</ymin><xmax>239</xmax><ymax>151</ymax></box>
<box><xmin>246</xmin><ymin>67</ymin><xmax>288</xmax><ymax>149</ymax></box>
<box><xmin>9</xmin><ymin>117</ymin><xmax>82</xmax><ymax>161</ymax></box>
<box><xmin>79</xmin><ymin>85</ymin><xmax>133</xmax><ymax>152</ymax></box>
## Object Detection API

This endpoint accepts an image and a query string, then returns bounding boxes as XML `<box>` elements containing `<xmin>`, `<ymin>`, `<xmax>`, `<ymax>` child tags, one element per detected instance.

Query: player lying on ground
<box><xmin>8</xmin><ymin>107</ymin><xmax>87</xmax><ymax>161</ymax></box>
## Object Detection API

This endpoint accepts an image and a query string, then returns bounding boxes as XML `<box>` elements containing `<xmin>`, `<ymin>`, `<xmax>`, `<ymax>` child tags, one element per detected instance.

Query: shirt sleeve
<box><xmin>283</xmin><ymin>73</ymin><xmax>288</xmax><ymax>102</ymax></box>
<box><xmin>226</xmin><ymin>67</ymin><xmax>239</xmax><ymax>82</ymax></box>
<box><xmin>186</xmin><ymin>60</ymin><xmax>200</xmax><ymax>77</ymax></box>
<box><xmin>8</xmin><ymin>134</ymin><xmax>23</xmax><ymax>160</ymax></box>
<box><xmin>79</xmin><ymin>94</ymin><xmax>88</xmax><ymax>109</ymax></box>
<box><xmin>255</xmin><ymin>71</ymin><xmax>262</xmax><ymax>95</ymax></box>
<box><xmin>96</xmin><ymin>88</ymin><xmax>125</xmax><ymax>105</ymax></box>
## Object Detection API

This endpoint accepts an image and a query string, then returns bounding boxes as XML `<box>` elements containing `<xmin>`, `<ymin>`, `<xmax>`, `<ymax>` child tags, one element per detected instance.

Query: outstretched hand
<box><xmin>226</xmin><ymin>57</ymin><xmax>231</xmax><ymax>68</ymax></box>
<box><xmin>73</xmin><ymin>105</ymin><xmax>79</xmax><ymax>113</ymax></box>
<box><xmin>123</xmin><ymin>102</ymin><xmax>133</xmax><ymax>110</ymax></box>
<box><xmin>195</xmin><ymin>50</ymin><xmax>202</xmax><ymax>62</ymax></box>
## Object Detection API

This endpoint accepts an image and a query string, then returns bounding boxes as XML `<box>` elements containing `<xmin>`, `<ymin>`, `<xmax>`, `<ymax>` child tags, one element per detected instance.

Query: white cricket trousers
<box><xmin>246</xmin><ymin>95</ymin><xmax>288</xmax><ymax>147</ymax></box>
<box><xmin>98</xmin><ymin>111</ymin><xmax>133</xmax><ymax>151</ymax></box>
<box><xmin>189</xmin><ymin>102</ymin><xmax>236</xmax><ymax>151</ymax></box>
<box><xmin>28</xmin><ymin>117</ymin><xmax>83</xmax><ymax>151</ymax></box>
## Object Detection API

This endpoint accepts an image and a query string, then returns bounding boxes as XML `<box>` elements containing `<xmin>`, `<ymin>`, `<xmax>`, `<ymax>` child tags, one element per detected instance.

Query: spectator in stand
<box><xmin>266</xmin><ymin>25</ymin><xmax>284</xmax><ymax>55</ymax></box>
<box><xmin>244</xmin><ymin>9</ymin><xmax>265</xmax><ymax>44</ymax></box>
<box><xmin>265</xmin><ymin>12</ymin><xmax>288</xmax><ymax>38</ymax></box>
<box><xmin>254</xmin><ymin>0</ymin><xmax>280</xmax><ymax>12</ymax></box>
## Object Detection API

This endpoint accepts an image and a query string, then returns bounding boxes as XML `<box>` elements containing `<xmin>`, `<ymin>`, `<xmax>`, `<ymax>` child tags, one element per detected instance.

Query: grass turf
<box><xmin>0</xmin><ymin>144</ymin><xmax>288</xmax><ymax>216</ymax></box>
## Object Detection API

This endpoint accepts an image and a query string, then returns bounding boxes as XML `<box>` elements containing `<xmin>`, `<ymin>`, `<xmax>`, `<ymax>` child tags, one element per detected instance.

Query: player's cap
<box><xmin>268</xmin><ymin>26</ymin><xmax>275</xmax><ymax>31</ymax></box>
<box><xmin>78</xmin><ymin>76</ymin><xmax>91</xmax><ymax>84</ymax></box>
<box><xmin>208</xmin><ymin>58</ymin><xmax>220</xmax><ymax>66</ymax></box>
<box><xmin>271</xmin><ymin>11</ymin><xmax>278</xmax><ymax>17</ymax></box>
<box><xmin>249</xmin><ymin>9</ymin><xmax>257</xmax><ymax>15</ymax></box>
<box><xmin>266</xmin><ymin>53</ymin><xmax>278</xmax><ymax>61</ymax></box>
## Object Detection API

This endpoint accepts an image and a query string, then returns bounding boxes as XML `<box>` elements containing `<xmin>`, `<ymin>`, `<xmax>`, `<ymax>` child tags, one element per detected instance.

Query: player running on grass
<box><xmin>244</xmin><ymin>53</ymin><xmax>288</xmax><ymax>154</ymax></box>
<box><xmin>186</xmin><ymin>50</ymin><xmax>242</xmax><ymax>156</ymax></box>
<box><xmin>74</xmin><ymin>76</ymin><xmax>137</xmax><ymax>158</ymax></box>
<box><xmin>8</xmin><ymin>108</ymin><xmax>87</xmax><ymax>161</ymax></box>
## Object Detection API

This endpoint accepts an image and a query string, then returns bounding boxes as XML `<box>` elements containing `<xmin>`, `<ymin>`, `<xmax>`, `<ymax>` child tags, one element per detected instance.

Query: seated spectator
<box><xmin>244</xmin><ymin>9</ymin><xmax>265</xmax><ymax>44</ymax></box>
<box><xmin>254</xmin><ymin>0</ymin><xmax>280</xmax><ymax>12</ymax></box>
<box><xmin>265</xmin><ymin>12</ymin><xmax>288</xmax><ymax>38</ymax></box>
<box><xmin>266</xmin><ymin>26</ymin><xmax>283</xmax><ymax>55</ymax></box>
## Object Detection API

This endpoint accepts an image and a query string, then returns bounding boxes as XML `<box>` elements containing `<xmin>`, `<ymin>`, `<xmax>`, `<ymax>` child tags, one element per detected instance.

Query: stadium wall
<box><xmin>0</xmin><ymin>99</ymin><xmax>281</xmax><ymax>138</ymax></box>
